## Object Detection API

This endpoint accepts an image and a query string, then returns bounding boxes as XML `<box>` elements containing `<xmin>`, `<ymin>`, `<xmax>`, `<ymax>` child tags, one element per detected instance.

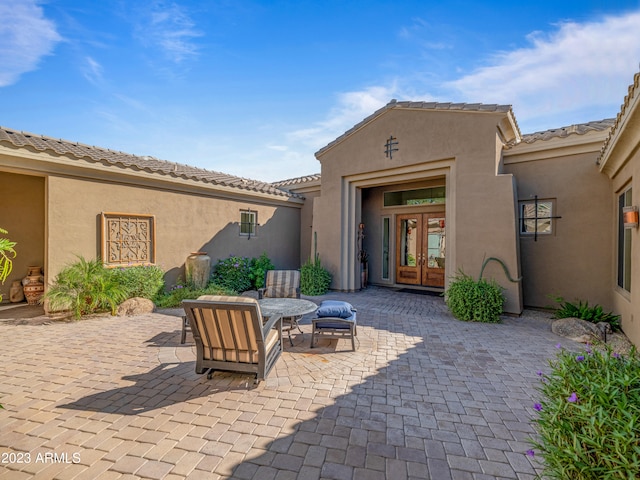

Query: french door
<box><xmin>395</xmin><ymin>213</ymin><xmax>445</xmax><ymax>287</ymax></box>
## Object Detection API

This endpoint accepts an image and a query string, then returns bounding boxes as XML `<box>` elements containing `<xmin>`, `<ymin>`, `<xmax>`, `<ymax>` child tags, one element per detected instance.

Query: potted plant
<box><xmin>358</xmin><ymin>249</ymin><xmax>369</xmax><ymax>288</ymax></box>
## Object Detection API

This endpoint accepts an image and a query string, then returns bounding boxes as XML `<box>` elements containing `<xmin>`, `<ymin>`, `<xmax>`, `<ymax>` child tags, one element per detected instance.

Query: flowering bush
<box><xmin>249</xmin><ymin>252</ymin><xmax>275</xmax><ymax>289</ymax></box>
<box><xmin>529</xmin><ymin>344</ymin><xmax>640</xmax><ymax>479</ymax></box>
<box><xmin>211</xmin><ymin>255</ymin><xmax>253</xmax><ymax>293</ymax></box>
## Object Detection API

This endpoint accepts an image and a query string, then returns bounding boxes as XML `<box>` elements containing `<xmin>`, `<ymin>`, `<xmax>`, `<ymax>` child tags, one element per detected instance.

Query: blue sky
<box><xmin>2</xmin><ymin>1</ymin><xmax>640</xmax><ymax>182</ymax></box>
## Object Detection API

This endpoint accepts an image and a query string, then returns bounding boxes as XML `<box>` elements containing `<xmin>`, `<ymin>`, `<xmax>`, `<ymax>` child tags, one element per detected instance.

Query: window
<box><xmin>618</xmin><ymin>188</ymin><xmax>632</xmax><ymax>292</ymax></box>
<box><xmin>101</xmin><ymin>213</ymin><xmax>156</xmax><ymax>266</ymax></box>
<box><xmin>240</xmin><ymin>210</ymin><xmax>257</xmax><ymax>236</ymax></box>
<box><xmin>520</xmin><ymin>200</ymin><xmax>553</xmax><ymax>235</ymax></box>
<box><xmin>384</xmin><ymin>187</ymin><xmax>445</xmax><ymax>207</ymax></box>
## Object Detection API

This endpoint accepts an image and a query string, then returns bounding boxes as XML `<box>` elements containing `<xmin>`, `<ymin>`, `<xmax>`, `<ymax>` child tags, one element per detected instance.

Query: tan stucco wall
<box><xmin>600</xmin><ymin>117</ymin><xmax>640</xmax><ymax>346</ymax></box>
<box><xmin>609</xmin><ymin>173</ymin><xmax>640</xmax><ymax>348</ymax></box>
<box><xmin>504</xmin><ymin>148</ymin><xmax>613</xmax><ymax>310</ymax></box>
<box><xmin>314</xmin><ymin>108</ymin><xmax>523</xmax><ymax>313</ymax></box>
<box><xmin>44</xmin><ymin>175</ymin><xmax>301</xmax><ymax>289</ymax></box>
<box><xmin>297</xmin><ymin>188</ymin><xmax>321</xmax><ymax>264</ymax></box>
<box><xmin>0</xmin><ymin>172</ymin><xmax>45</xmax><ymax>301</ymax></box>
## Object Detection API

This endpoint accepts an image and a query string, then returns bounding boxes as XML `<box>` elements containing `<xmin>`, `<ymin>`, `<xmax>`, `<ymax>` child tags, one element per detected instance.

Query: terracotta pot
<box><xmin>23</xmin><ymin>283</ymin><xmax>44</xmax><ymax>305</ymax></box>
<box><xmin>22</xmin><ymin>266</ymin><xmax>44</xmax><ymax>305</ymax></box>
<box><xmin>27</xmin><ymin>266</ymin><xmax>42</xmax><ymax>277</ymax></box>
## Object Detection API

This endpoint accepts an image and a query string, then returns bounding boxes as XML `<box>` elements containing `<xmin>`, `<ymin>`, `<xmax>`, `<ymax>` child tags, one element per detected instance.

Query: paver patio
<box><xmin>0</xmin><ymin>287</ymin><xmax>574</xmax><ymax>479</ymax></box>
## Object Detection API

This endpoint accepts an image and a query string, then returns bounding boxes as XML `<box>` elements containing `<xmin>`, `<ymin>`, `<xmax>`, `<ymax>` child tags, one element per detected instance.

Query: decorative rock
<box><xmin>117</xmin><ymin>297</ymin><xmax>155</xmax><ymax>316</ymax></box>
<box><xmin>595</xmin><ymin>321</ymin><xmax>612</xmax><ymax>339</ymax></box>
<box><xmin>551</xmin><ymin>317</ymin><xmax>602</xmax><ymax>343</ymax></box>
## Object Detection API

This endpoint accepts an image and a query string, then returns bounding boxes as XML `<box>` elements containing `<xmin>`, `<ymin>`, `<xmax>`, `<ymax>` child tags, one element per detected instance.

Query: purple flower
<box><xmin>556</xmin><ymin>343</ymin><xmax>562</xmax><ymax>349</ymax></box>
<box><xmin>613</xmin><ymin>352</ymin><xmax>621</xmax><ymax>359</ymax></box>
<box><xmin>533</xmin><ymin>403</ymin><xmax>542</xmax><ymax>411</ymax></box>
<box><xmin>536</xmin><ymin>370</ymin><xmax>543</xmax><ymax>376</ymax></box>
<box><xmin>567</xmin><ymin>392</ymin><xmax>578</xmax><ymax>403</ymax></box>
<box><xmin>576</xmin><ymin>355</ymin><xmax>585</xmax><ymax>362</ymax></box>
<box><xmin>526</xmin><ymin>449</ymin><xmax>535</xmax><ymax>457</ymax></box>
<box><xmin>585</xmin><ymin>344</ymin><xmax>592</xmax><ymax>354</ymax></box>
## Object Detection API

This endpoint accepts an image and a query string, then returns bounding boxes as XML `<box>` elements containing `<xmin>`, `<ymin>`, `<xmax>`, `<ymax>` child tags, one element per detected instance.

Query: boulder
<box><xmin>551</xmin><ymin>317</ymin><xmax>603</xmax><ymax>343</ymax></box>
<box><xmin>117</xmin><ymin>297</ymin><xmax>155</xmax><ymax>316</ymax></box>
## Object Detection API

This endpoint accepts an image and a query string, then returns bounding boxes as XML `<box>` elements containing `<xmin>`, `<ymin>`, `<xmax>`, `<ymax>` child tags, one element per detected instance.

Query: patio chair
<box><xmin>180</xmin><ymin>315</ymin><xmax>191</xmax><ymax>344</ymax></box>
<box><xmin>310</xmin><ymin>300</ymin><xmax>357</xmax><ymax>351</ymax></box>
<box><xmin>182</xmin><ymin>295</ymin><xmax>283</xmax><ymax>384</ymax></box>
<box><xmin>258</xmin><ymin>270</ymin><xmax>302</xmax><ymax>345</ymax></box>
<box><xmin>258</xmin><ymin>270</ymin><xmax>301</xmax><ymax>299</ymax></box>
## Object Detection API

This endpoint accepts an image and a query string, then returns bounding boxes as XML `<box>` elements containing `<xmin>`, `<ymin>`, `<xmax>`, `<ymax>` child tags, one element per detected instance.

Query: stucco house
<box><xmin>0</xmin><ymin>132</ymin><xmax>304</xmax><ymax>294</ymax></box>
<box><xmin>2</xmin><ymin>71</ymin><xmax>640</xmax><ymax>347</ymax></box>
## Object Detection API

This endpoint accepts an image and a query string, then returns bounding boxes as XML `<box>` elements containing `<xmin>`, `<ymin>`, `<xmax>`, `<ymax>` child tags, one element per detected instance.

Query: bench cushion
<box><xmin>316</xmin><ymin>300</ymin><xmax>355</xmax><ymax>319</ymax></box>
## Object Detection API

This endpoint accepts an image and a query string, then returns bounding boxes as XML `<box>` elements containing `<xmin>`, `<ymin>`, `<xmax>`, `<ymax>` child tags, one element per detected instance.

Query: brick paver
<box><xmin>0</xmin><ymin>287</ymin><xmax>571</xmax><ymax>478</ymax></box>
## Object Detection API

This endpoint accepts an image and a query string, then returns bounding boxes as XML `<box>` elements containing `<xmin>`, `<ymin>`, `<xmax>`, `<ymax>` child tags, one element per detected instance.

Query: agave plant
<box><xmin>44</xmin><ymin>256</ymin><xmax>128</xmax><ymax>319</ymax></box>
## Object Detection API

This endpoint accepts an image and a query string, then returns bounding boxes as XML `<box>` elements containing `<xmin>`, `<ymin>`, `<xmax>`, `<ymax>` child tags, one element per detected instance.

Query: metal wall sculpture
<box><xmin>101</xmin><ymin>213</ymin><xmax>156</xmax><ymax>266</ymax></box>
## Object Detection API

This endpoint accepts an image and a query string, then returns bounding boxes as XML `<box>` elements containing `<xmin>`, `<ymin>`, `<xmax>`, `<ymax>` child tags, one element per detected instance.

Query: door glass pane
<box><xmin>382</xmin><ymin>217</ymin><xmax>390</xmax><ymax>279</ymax></box>
<box><xmin>427</xmin><ymin>217</ymin><xmax>445</xmax><ymax>268</ymax></box>
<box><xmin>400</xmin><ymin>218</ymin><xmax>418</xmax><ymax>266</ymax></box>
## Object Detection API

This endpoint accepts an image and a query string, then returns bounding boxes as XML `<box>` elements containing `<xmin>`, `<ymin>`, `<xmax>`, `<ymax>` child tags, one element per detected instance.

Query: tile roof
<box><xmin>271</xmin><ymin>173</ymin><xmax>321</xmax><ymax>187</ymax></box>
<box><xmin>520</xmin><ymin>119</ymin><xmax>615</xmax><ymax>144</ymax></box>
<box><xmin>0</xmin><ymin>127</ymin><xmax>300</xmax><ymax>199</ymax></box>
<box><xmin>598</xmin><ymin>71</ymin><xmax>640</xmax><ymax>163</ymax></box>
<box><xmin>315</xmin><ymin>99</ymin><xmax>519</xmax><ymax>157</ymax></box>
<box><xmin>281</xmin><ymin>116</ymin><xmax>616</xmax><ymax>186</ymax></box>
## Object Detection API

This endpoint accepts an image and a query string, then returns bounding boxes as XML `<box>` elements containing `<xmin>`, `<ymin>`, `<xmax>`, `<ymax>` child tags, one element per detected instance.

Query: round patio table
<box><xmin>258</xmin><ymin>298</ymin><xmax>318</xmax><ymax>318</ymax></box>
<box><xmin>258</xmin><ymin>298</ymin><xmax>318</xmax><ymax>346</ymax></box>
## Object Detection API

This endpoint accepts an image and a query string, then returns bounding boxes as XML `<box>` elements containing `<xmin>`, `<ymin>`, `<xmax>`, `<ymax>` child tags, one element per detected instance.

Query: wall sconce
<box><xmin>623</xmin><ymin>206</ymin><xmax>639</xmax><ymax>229</ymax></box>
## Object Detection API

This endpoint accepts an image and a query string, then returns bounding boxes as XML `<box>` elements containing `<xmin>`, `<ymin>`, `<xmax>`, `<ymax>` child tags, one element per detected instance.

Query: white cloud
<box><xmin>446</xmin><ymin>11</ymin><xmax>640</xmax><ymax>125</ymax></box>
<box><xmin>267</xmin><ymin>145</ymin><xmax>288</xmax><ymax>152</ymax></box>
<box><xmin>133</xmin><ymin>1</ymin><xmax>202</xmax><ymax>63</ymax></box>
<box><xmin>289</xmin><ymin>85</ymin><xmax>398</xmax><ymax>150</ymax></box>
<box><xmin>0</xmin><ymin>1</ymin><xmax>61</xmax><ymax>87</ymax></box>
<box><xmin>239</xmin><ymin>10</ymin><xmax>640</xmax><ymax>180</ymax></box>
<box><xmin>81</xmin><ymin>56</ymin><xmax>104</xmax><ymax>86</ymax></box>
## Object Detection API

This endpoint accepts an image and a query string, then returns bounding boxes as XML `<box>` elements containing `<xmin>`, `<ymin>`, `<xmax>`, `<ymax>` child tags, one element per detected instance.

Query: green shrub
<box><xmin>529</xmin><ymin>345</ymin><xmax>640</xmax><ymax>479</ymax></box>
<box><xmin>445</xmin><ymin>271</ymin><xmax>504</xmax><ymax>323</ymax></box>
<box><xmin>552</xmin><ymin>297</ymin><xmax>621</xmax><ymax>331</ymax></box>
<box><xmin>0</xmin><ymin>227</ymin><xmax>17</xmax><ymax>303</ymax></box>
<box><xmin>107</xmin><ymin>264</ymin><xmax>165</xmax><ymax>300</ymax></box>
<box><xmin>211</xmin><ymin>255</ymin><xmax>253</xmax><ymax>292</ymax></box>
<box><xmin>154</xmin><ymin>282</ymin><xmax>235</xmax><ymax>308</ymax></box>
<box><xmin>300</xmin><ymin>254</ymin><xmax>332</xmax><ymax>296</ymax></box>
<box><xmin>249</xmin><ymin>253</ymin><xmax>275</xmax><ymax>290</ymax></box>
<box><xmin>44</xmin><ymin>257</ymin><xmax>128</xmax><ymax>319</ymax></box>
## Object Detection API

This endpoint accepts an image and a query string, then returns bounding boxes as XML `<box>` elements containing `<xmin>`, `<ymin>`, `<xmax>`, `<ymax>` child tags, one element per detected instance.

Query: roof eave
<box><xmin>315</xmin><ymin>100</ymin><xmax>517</xmax><ymax>159</ymax></box>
